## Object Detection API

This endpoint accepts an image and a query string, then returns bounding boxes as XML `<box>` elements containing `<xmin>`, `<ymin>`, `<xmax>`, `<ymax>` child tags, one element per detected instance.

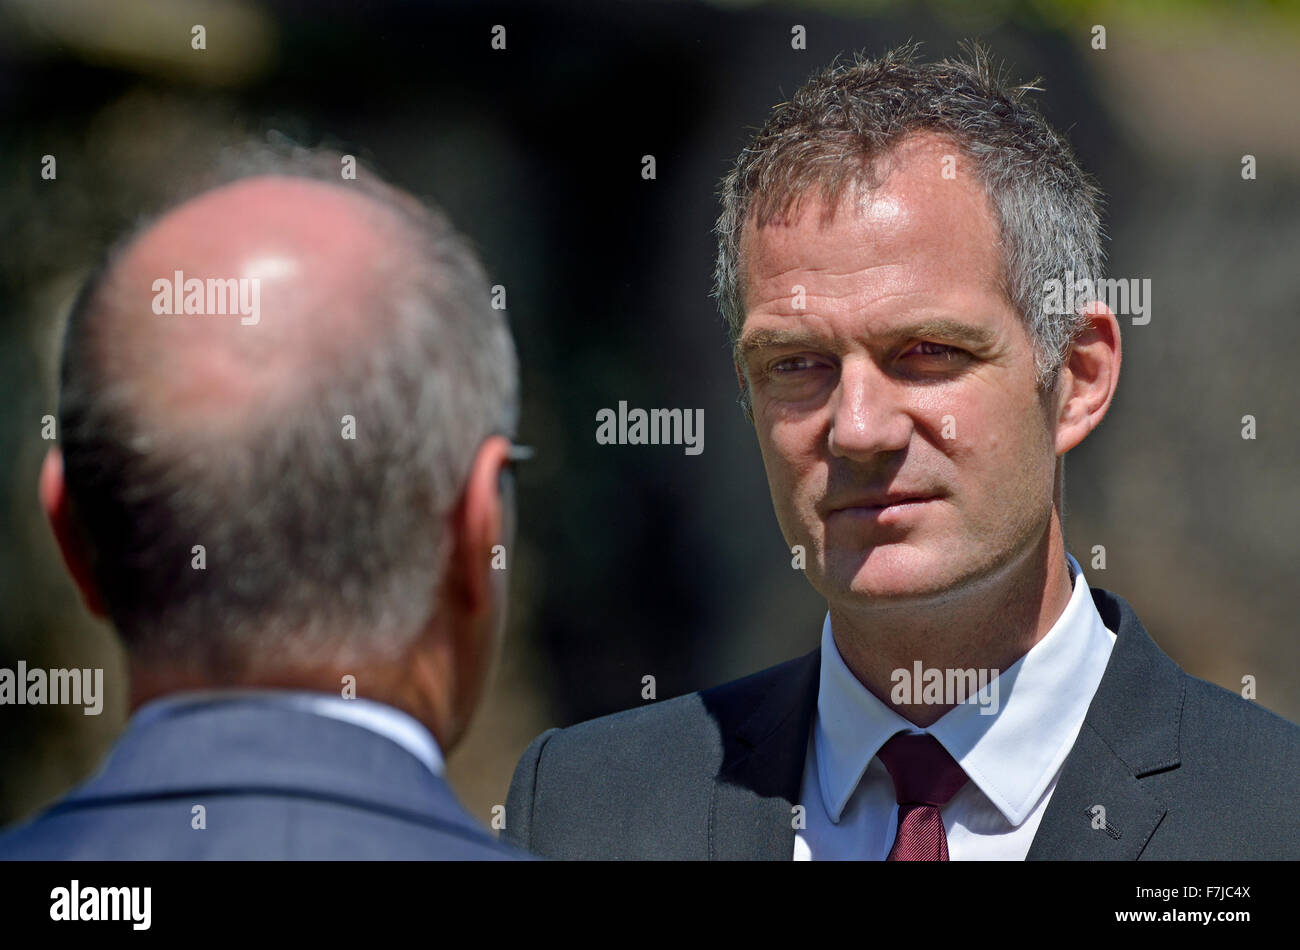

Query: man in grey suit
<box><xmin>504</xmin><ymin>44</ymin><xmax>1299</xmax><ymax>860</ymax></box>
<box><xmin>0</xmin><ymin>147</ymin><xmax>525</xmax><ymax>859</ymax></box>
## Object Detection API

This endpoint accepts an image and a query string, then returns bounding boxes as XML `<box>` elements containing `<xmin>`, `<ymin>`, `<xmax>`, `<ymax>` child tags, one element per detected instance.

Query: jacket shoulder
<box><xmin>506</xmin><ymin>651</ymin><xmax>817</xmax><ymax>859</ymax></box>
<box><xmin>540</xmin><ymin>649</ymin><xmax>817</xmax><ymax>762</ymax></box>
<box><xmin>1180</xmin><ymin>672</ymin><xmax>1300</xmax><ymax>764</ymax></box>
<box><xmin>0</xmin><ymin>793</ymin><xmax>526</xmax><ymax>861</ymax></box>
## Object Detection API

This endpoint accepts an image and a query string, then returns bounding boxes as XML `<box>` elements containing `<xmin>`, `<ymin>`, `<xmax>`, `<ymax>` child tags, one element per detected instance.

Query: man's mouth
<box><xmin>826</xmin><ymin>494</ymin><xmax>940</xmax><ymax>522</ymax></box>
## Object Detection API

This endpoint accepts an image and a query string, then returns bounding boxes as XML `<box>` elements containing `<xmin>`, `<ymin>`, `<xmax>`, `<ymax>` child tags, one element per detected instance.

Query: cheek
<box><xmin>757</xmin><ymin>418</ymin><xmax>822</xmax><ymax>521</ymax></box>
<box><xmin>959</xmin><ymin>403</ymin><xmax>1055</xmax><ymax>517</ymax></box>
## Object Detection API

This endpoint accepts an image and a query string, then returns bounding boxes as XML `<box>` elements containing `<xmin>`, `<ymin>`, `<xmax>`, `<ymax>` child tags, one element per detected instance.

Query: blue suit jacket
<box><xmin>0</xmin><ymin>697</ymin><xmax>524</xmax><ymax>860</ymax></box>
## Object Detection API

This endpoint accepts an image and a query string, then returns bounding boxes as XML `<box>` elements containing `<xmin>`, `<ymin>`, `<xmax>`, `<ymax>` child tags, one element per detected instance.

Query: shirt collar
<box><xmin>814</xmin><ymin>552</ymin><xmax>1116</xmax><ymax>826</ymax></box>
<box><xmin>131</xmin><ymin>688</ymin><xmax>446</xmax><ymax>779</ymax></box>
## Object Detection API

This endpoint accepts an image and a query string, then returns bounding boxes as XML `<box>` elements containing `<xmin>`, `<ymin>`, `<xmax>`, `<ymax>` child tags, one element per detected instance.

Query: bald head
<box><xmin>97</xmin><ymin>175</ymin><xmax>420</xmax><ymax>427</ymax></box>
<box><xmin>56</xmin><ymin>158</ymin><xmax>519</xmax><ymax>679</ymax></box>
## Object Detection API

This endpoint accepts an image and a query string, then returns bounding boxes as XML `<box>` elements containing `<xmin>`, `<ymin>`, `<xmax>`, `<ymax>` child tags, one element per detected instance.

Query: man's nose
<box><xmin>827</xmin><ymin>356</ymin><xmax>912</xmax><ymax>460</ymax></box>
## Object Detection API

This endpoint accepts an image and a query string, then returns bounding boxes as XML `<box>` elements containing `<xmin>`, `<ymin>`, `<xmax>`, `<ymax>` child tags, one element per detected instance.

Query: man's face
<box><xmin>736</xmin><ymin>135</ymin><xmax>1060</xmax><ymax>610</ymax></box>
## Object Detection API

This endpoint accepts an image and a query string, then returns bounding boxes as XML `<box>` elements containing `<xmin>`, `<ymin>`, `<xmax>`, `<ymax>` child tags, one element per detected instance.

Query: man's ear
<box><xmin>1054</xmin><ymin>301</ymin><xmax>1122</xmax><ymax>456</ymax></box>
<box><xmin>39</xmin><ymin>446</ymin><xmax>107</xmax><ymax>618</ymax></box>
<box><xmin>445</xmin><ymin>435</ymin><xmax>511</xmax><ymax>617</ymax></box>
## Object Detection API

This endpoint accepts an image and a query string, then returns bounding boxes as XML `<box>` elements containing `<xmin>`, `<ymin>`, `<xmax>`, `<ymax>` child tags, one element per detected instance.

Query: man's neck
<box><xmin>126</xmin><ymin>651</ymin><xmax>454</xmax><ymax>750</ymax></box>
<box><xmin>827</xmin><ymin>534</ymin><xmax>1075</xmax><ymax>728</ymax></box>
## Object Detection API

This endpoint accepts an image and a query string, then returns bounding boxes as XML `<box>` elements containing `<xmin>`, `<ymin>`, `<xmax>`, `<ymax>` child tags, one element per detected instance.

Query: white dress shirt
<box><xmin>794</xmin><ymin>552</ymin><xmax>1116</xmax><ymax>860</ymax></box>
<box><xmin>131</xmin><ymin>688</ymin><xmax>446</xmax><ymax>779</ymax></box>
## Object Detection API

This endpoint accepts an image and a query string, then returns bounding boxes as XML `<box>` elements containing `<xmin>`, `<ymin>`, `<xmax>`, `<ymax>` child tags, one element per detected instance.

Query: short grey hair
<box><xmin>714</xmin><ymin>41</ymin><xmax>1105</xmax><ymax>413</ymax></box>
<box><xmin>59</xmin><ymin>141</ymin><xmax>519</xmax><ymax>673</ymax></box>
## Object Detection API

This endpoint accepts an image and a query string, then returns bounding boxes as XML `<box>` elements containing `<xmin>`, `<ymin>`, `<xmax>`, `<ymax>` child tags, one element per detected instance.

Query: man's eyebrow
<box><xmin>889</xmin><ymin>319</ymin><xmax>997</xmax><ymax>350</ymax></box>
<box><xmin>736</xmin><ymin>319</ymin><xmax>996</xmax><ymax>357</ymax></box>
<box><xmin>735</xmin><ymin>328</ymin><xmax>829</xmax><ymax>356</ymax></box>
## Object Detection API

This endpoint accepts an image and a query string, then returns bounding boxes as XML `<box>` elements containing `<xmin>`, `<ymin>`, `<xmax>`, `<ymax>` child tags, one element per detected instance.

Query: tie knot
<box><xmin>876</xmin><ymin>733</ymin><xmax>969</xmax><ymax>806</ymax></box>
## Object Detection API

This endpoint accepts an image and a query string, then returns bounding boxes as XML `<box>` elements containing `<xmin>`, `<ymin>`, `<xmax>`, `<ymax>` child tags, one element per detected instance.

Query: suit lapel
<box><xmin>1027</xmin><ymin>587</ymin><xmax>1183</xmax><ymax>859</ymax></box>
<box><xmin>708</xmin><ymin>649</ymin><xmax>820</xmax><ymax>860</ymax></box>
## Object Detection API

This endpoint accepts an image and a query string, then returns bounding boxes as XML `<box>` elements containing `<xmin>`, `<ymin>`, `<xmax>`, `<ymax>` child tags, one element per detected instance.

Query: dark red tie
<box><xmin>876</xmin><ymin>732</ymin><xmax>970</xmax><ymax>861</ymax></box>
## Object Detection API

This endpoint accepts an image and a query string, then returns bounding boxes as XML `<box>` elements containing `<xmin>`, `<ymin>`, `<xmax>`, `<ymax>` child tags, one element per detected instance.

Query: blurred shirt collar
<box><xmin>131</xmin><ymin>688</ymin><xmax>446</xmax><ymax>779</ymax></box>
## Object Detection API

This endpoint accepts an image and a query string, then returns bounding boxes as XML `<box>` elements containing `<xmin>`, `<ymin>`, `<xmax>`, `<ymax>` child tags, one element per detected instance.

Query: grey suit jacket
<box><xmin>505</xmin><ymin>587</ymin><xmax>1300</xmax><ymax>859</ymax></box>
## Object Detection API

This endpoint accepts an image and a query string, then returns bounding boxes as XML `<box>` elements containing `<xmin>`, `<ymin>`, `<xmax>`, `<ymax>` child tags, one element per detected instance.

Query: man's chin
<box><xmin>816</xmin><ymin>548</ymin><xmax>951</xmax><ymax>605</ymax></box>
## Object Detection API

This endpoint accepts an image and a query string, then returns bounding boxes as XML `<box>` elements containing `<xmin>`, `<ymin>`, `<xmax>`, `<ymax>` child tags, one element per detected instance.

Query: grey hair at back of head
<box><xmin>59</xmin><ymin>139</ymin><xmax>519</xmax><ymax>674</ymax></box>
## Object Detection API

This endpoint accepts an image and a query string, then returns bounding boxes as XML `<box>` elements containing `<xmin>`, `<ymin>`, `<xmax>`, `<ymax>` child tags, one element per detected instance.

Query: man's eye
<box><xmin>910</xmin><ymin>342</ymin><xmax>962</xmax><ymax>359</ymax></box>
<box><xmin>770</xmin><ymin>355</ymin><xmax>823</xmax><ymax>373</ymax></box>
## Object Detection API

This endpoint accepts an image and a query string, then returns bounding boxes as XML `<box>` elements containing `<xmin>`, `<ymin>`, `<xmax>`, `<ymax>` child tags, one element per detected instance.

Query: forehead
<box><xmin>738</xmin><ymin>134</ymin><xmax>1008</xmax><ymax>319</ymax></box>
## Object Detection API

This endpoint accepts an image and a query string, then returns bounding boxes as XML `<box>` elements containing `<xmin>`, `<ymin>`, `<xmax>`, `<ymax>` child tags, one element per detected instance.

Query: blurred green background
<box><xmin>2</xmin><ymin>0</ymin><xmax>1297</xmax><ymax>828</ymax></box>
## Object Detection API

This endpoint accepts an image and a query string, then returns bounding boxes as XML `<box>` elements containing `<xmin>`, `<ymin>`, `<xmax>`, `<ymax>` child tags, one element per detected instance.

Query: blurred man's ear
<box><xmin>447</xmin><ymin>435</ymin><xmax>512</xmax><ymax>618</ymax></box>
<box><xmin>39</xmin><ymin>446</ymin><xmax>108</xmax><ymax>618</ymax></box>
<box><xmin>426</xmin><ymin>433</ymin><xmax>512</xmax><ymax>753</ymax></box>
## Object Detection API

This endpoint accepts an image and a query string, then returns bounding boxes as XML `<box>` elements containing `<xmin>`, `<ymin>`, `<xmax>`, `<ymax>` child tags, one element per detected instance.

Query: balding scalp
<box><xmin>58</xmin><ymin>146</ymin><xmax>518</xmax><ymax>673</ymax></box>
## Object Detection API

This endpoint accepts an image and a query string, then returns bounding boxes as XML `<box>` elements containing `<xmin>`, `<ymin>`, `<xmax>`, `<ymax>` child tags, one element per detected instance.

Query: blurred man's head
<box><xmin>41</xmin><ymin>146</ymin><xmax>519</xmax><ymax>752</ymax></box>
<box><xmin>714</xmin><ymin>44</ymin><xmax>1120</xmax><ymax>616</ymax></box>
